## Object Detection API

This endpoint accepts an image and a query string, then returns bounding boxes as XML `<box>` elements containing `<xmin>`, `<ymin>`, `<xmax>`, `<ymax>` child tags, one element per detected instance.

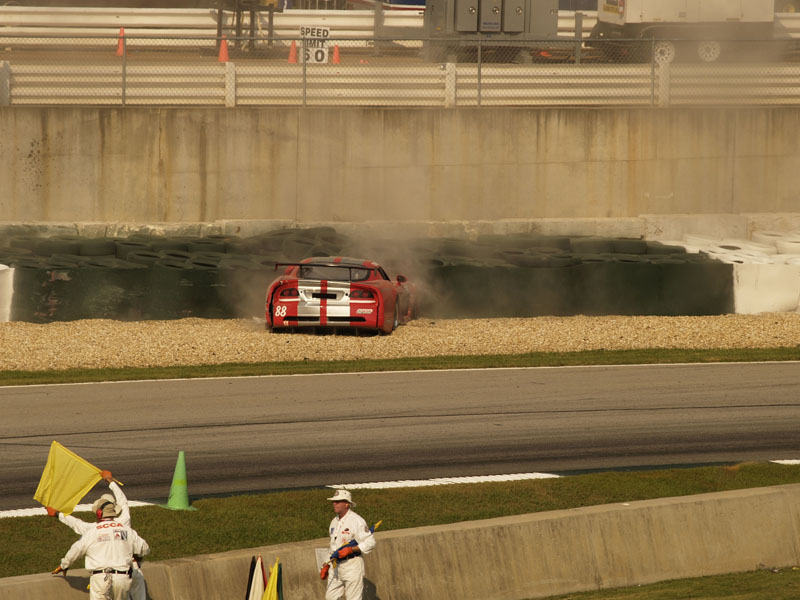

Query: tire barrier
<box><xmin>78</xmin><ymin>238</ymin><xmax>118</xmax><ymax>257</ymax></box>
<box><xmin>72</xmin><ymin>259</ymin><xmax>148</xmax><ymax>320</ymax></box>
<box><xmin>149</xmin><ymin>237</ymin><xmax>191</xmax><ymax>253</ymax></box>
<box><xmin>187</xmin><ymin>238</ymin><xmax>228</xmax><ymax>253</ymax></box>
<box><xmin>8</xmin><ymin>235</ymin><xmax>41</xmax><ymax>252</ymax></box>
<box><xmin>142</xmin><ymin>260</ymin><xmax>199</xmax><ymax>320</ymax></box>
<box><xmin>115</xmin><ymin>239</ymin><xmax>153</xmax><ymax>259</ymax></box>
<box><xmin>126</xmin><ymin>250</ymin><xmax>162</xmax><ymax>266</ymax></box>
<box><xmin>9</xmin><ymin>260</ymin><xmax>78</xmax><ymax>323</ymax></box>
<box><xmin>0</xmin><ymin>229</ymin><xmax>791</xmax><ymax>322</ymax></box>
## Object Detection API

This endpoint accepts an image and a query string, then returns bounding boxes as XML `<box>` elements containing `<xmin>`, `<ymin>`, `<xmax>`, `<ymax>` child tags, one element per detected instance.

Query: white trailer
<box><xmin>589</xmin><ymin>0</ymin><xmax>776</xmax><ymax>63</ymax></box>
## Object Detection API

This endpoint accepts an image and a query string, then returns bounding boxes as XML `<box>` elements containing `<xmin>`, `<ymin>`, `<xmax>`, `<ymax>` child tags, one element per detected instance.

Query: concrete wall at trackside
<box><xmin>3</xmin><ymin>484</ymin><xmax>800</xmax><ymax>600</ymax></box>
<box><xmin>2</xmin><ymin>107</ymin><xmax>800</xmax><ymax>226</ymax></box>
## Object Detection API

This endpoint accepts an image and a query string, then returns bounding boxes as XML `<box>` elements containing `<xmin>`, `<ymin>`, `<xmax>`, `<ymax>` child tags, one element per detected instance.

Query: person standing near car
<box><xmin>324</xmin><ymin>489</ymin><xmax>376</xmax><ymax>600</ymax></box>
<box><xmin>47</xmin><ymin>470</ymin><xmax>147</xmax><ymax>600</ymax></box>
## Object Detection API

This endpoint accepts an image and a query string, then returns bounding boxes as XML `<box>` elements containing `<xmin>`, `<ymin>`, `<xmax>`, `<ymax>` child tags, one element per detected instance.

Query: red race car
<box><xmin>265</xmin><ymin>257</ymin><xmax>416</xmax><ymax>334</ymax></box>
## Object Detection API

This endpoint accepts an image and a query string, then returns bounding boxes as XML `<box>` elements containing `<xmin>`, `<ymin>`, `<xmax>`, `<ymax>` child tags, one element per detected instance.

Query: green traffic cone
<box><xmin>161</xmin><ymin>450</ymin><xmax>197</xmax><ymax>511</ymax></box>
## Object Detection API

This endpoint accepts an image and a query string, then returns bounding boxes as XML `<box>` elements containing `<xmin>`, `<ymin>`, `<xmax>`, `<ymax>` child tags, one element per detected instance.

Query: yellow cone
<box><xmin>161</xmin><ymin>451</ymin><xmax>197</xmax><ymax>511</ymax></box>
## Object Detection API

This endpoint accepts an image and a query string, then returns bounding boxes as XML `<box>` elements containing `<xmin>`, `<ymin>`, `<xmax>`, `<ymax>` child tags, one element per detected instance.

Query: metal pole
<box><xmin>302</xmin><ymin>39</ymin><xmax>307</xmax><ymax>106</ymax></box>
<box><xmin>574</xmin><ymin>12</ymin><xmax>583</xmax><ymax>65</ymax></box>
<box><xmin>235</xmin><ymin>0</ymin><xmax>243</xmax><ymax>49</ymax></box>
<box><xmin>249</xmin><ymin>6</ymin><xmax>256</xmax><ymax>50</ymax></box>
<box><xmin>650</xmin><ymin>38</ymin><xmax>655</xmax><ymax>106</ymax></box>
<box><xmin>477</xmin><ymin>37</ymin><xmax>481</xmax><ymax>107</ymax></box>
<box><xmin>216</xmin><ymin>0</ymin><xmax>223</xmax><ymax>52</ymax></box>
<box><xmin>268</xmin><ymin>5</ymin><xmax>275</xmax><ymax>48</ymax></box>
<box><xmin>121</xmin><ymin>37</ymin><xmax>127</xmax><ymax>106</ymax></box>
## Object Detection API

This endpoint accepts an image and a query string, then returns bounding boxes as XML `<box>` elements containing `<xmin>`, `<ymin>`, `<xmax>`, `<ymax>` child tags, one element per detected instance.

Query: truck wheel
<box><xmin>697</xmin><ymin>41</ymin><xmax>721</xmax><ymax>63</ymax></box>
<box><xmin>653</xmin><ymin>41</ymin><xmax>676</xmax><ymax>65</ymax></box>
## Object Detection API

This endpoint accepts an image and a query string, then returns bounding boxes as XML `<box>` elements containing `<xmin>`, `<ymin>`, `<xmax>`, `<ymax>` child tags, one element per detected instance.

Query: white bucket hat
<box><xmin>327</xmin><ymin>489</ymin><xmax>356</xmax><ymax>507</ymax></box>
<box><xmin>92</xmin><ymin>493</ymin><xmax>121</xmax><ymax>518</ymax></box>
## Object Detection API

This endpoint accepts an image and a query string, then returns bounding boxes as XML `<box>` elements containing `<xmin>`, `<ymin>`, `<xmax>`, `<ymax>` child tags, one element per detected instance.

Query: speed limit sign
<box><xmin>300</xmin><ymin>26</ymin><xmax>331</xmax><ymax>64</ymax></box>
<box><xmin>303</xmin><ymin>46</ymin><xmax>329</xmax><ymax>64</ymax></box>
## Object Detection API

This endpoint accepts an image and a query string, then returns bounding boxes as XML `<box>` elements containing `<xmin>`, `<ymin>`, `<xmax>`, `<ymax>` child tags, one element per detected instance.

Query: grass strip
<box><xmin>2</xmin><ymin>346</ymin><xmax>800</xmax><ymax>387</ymax></box>
<box><xmin>543</xmin><ymin>567</ymin><xmax>800</xmax><ymax>600</ymax></box>
<box><xmin>3</xmin><ymin>462</ymin><xmax>799</xmax><ymax>580</ymax></box>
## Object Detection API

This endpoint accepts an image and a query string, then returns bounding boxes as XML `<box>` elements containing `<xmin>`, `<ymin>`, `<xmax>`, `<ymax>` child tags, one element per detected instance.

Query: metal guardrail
<box><xmin>5</xmin><ymin>43</ymin><xmax>800</xmax><ymax>108</ymax></box>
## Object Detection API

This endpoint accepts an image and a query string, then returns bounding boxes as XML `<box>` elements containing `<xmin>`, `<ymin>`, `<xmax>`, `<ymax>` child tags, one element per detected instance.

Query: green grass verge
<box><xmin>543</xmin><ymin>568</ymin><xmax>800</xmax><ymax>600</ymax></box>
<box><xmin>2</xmin><ymin>346</ymin><xmax>800</xmax><ymax>386</ymax></box>
<box><xmin>3</xmin><ymin>462</ymin><xmax>799</xmax><ymax>583</ymax></box>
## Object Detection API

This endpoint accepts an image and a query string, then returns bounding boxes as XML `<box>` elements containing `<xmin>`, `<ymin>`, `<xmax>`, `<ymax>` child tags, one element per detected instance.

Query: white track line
<box><xmin>0</xmin><ymin>500</ymin><xmax>154</xmax><ymax>519</ymax></box>
<box><xmin>327</xmin><ymin>472</ymin><xmax>561</xmax><ymax>489</ymax></box>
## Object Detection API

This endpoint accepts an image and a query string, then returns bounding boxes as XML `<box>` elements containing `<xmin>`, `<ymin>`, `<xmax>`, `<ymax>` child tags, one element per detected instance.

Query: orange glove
<box><xmin>336</xmin><ymin>546</ymin><xmax>358</xmax><ymax>560</ymax></box>
<box><xmin>52</xmin><ymin>566</ymin><xmax>66</xmax><ymax>576</ymax></box>
<box><xmin>320</xmin><ymin>563</ymin><xmax>330</xmax><ymax>580</ymax></box>
<box><xmin>101</xmin><ymin>470</ymin><xmax>113</xmax><ymax>483</ymax></box>
<box><xmin>46</xmin><ymin>506</ymin><xmax>59</xmax><ymax>518</ymax></box>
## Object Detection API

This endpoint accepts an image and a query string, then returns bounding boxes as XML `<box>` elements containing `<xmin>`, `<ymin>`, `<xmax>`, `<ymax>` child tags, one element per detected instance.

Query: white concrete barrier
<box><xmin>0</xmin><ymin>265</ymin><xmax>12</xmax><ymax>322</ymax></box>
<box><xmin>733</xmin><ymin>263</ymin><xmax>800</xmax><ymax>313</ymax></box>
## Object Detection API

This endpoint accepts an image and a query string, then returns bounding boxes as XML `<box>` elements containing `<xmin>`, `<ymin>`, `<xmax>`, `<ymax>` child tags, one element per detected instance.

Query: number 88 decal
<box><xmin>275</xmin><ymin>305</ymin><xmax>288</xmax><ymax>317</ymax></box>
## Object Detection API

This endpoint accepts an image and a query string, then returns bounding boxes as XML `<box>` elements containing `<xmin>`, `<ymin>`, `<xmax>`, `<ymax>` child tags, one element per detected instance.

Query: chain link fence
<box><xmin>2</xmin><ymin>33</ymin><xmax>800</xmax><ymax>107</ymax></box>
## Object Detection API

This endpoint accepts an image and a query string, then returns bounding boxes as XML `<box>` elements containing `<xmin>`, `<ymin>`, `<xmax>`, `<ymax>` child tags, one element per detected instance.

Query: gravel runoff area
<box><xmin>2</xmin><ymin>313</ymin><xmax>800</xmax><ymax>372</ymax></box>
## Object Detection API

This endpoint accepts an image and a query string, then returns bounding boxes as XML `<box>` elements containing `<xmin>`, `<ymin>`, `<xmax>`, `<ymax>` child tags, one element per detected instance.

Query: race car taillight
<box><xmin>350</xmin><ymin>289</ymin><xmax>375</xmax><ymax>299</ymax></box>
<box><xmin>280</xmin><ymin>288</ymin><xmax>299</xmax><ymax>297</ymax></box>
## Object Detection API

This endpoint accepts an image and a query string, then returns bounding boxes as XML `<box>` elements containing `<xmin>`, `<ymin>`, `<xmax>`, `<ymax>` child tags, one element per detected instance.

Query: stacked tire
<box><xmin>0</xmin><ymin>229</ymin><xmax>739</xmax><ymax>322</ymax></box>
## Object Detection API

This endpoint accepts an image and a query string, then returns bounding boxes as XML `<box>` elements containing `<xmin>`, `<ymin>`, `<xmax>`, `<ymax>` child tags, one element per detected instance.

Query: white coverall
<box><xmin>59</xmin><ymin>482</ymin><xmax>147</xmax><ymax>600</ymax></box>
<box><xmin>59</xmin><ymin>520</ymin><xmax>150</xmax><ymax>600</ymax></box>
<box><xmin>325</xmin><ymin>509</ymin><xmax>376</xmax><ymax>600</ymax></box>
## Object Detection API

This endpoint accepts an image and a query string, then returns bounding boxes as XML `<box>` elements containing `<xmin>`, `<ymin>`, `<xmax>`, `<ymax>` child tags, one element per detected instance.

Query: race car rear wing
<box><xmin>274</xmin><ymin>262</ymin><xmax>374</xmax><ymax>271</ymax></box>
<box><xmin>274</xmin><ymin>262</ymin><xmax>377</xmax><ymax>281</ymax></box>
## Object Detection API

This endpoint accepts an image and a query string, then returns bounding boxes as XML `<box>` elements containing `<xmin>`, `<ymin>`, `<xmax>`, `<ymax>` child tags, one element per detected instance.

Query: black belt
<box><xmin>338</xmin><ymin>551</ymin><xmax>362</xmax><ymax>563</ymax></box>
<box><xmin>92</xmin><ymin>568</ymin><xmax>132</xmax><ymax>576</ymax></box>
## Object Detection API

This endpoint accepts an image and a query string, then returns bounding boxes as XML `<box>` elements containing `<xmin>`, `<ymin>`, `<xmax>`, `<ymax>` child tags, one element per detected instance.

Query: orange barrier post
<box><xmin>218</xmin><ymin>34</ymin><xmax>229</xmax><ymax>63</ymax></box>
<box><xmin>288</xmin><ymin>40</ymin><xmax>298</xmax><ymax>63</ymax></box>
<box><xmin>116</xmin><ymin>27</ymin><xmax>125</xmax><ymax>57</ymax></box>
<box><xmin>332</xmin><ymin>44</ymin><xmax>340</xmax><ymax>64</ymax></box>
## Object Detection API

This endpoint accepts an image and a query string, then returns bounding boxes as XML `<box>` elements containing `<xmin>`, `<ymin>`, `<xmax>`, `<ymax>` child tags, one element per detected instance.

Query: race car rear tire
<box><xmin>380</xmin><ymin>300</ymin><xmax>399</xmax><ymax>335</ymax></box>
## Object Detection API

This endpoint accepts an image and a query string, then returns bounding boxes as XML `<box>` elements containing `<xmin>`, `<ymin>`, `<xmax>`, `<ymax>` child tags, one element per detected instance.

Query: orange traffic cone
<box><xmin>116</xmin><ymin>27</ymin><xmax>125</xmax><ymax>57</ymax></box>
<box><xmin>288</xmin><ymin>40</ymin><xmax>297</xmax><ymax>64</ymax></box>
<box><xmin>218</xmin><ymin>34</ymin><xmax>229</xmax><ymax>63</ymax></box>
<box><xmin>332</xmin><ymin>44</ymin><xmax>340</xmax><ymax>64</ymax></box>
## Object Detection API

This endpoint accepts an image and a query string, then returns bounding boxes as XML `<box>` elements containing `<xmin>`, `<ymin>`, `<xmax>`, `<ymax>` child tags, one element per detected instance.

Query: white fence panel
<box><xmin>455</xmin><ymin>63</ymin><xmax>653</xmax><ymax>106</ymax></box>
<box><xmin>666</xmin><ymin>63</ymin><xmax>800</xmax><ymax>106</ymax></box>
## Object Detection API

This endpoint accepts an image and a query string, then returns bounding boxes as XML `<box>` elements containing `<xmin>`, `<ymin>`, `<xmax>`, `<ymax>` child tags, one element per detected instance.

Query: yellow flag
<box><xmin>33</xmin><ymin>441</ymin><xmax>102</xmax><ymax>515</ymax></box>
<box><xmin>262</xmin><ymin>557</ymin><xmax>282</xmax><ymax>600</ymax></box>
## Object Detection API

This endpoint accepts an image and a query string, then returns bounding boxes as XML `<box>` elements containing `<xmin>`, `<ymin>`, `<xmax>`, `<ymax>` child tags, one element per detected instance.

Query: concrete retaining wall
<box><xmin>2</xmin><ymin>107</ymin><xmax>800</xmax><ymax>227</ymax></box>
<box><xmin>3</xmin><ymin>484</ymin><xmax>799</xmax><ymax>600</ymax></box>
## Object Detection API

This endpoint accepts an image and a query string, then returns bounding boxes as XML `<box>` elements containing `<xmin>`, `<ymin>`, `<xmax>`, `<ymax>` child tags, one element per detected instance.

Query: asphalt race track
<box><xmin>2</xmin><ymin>362</ymin><xmax>799</xmax><ymax>510</ymax></box>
